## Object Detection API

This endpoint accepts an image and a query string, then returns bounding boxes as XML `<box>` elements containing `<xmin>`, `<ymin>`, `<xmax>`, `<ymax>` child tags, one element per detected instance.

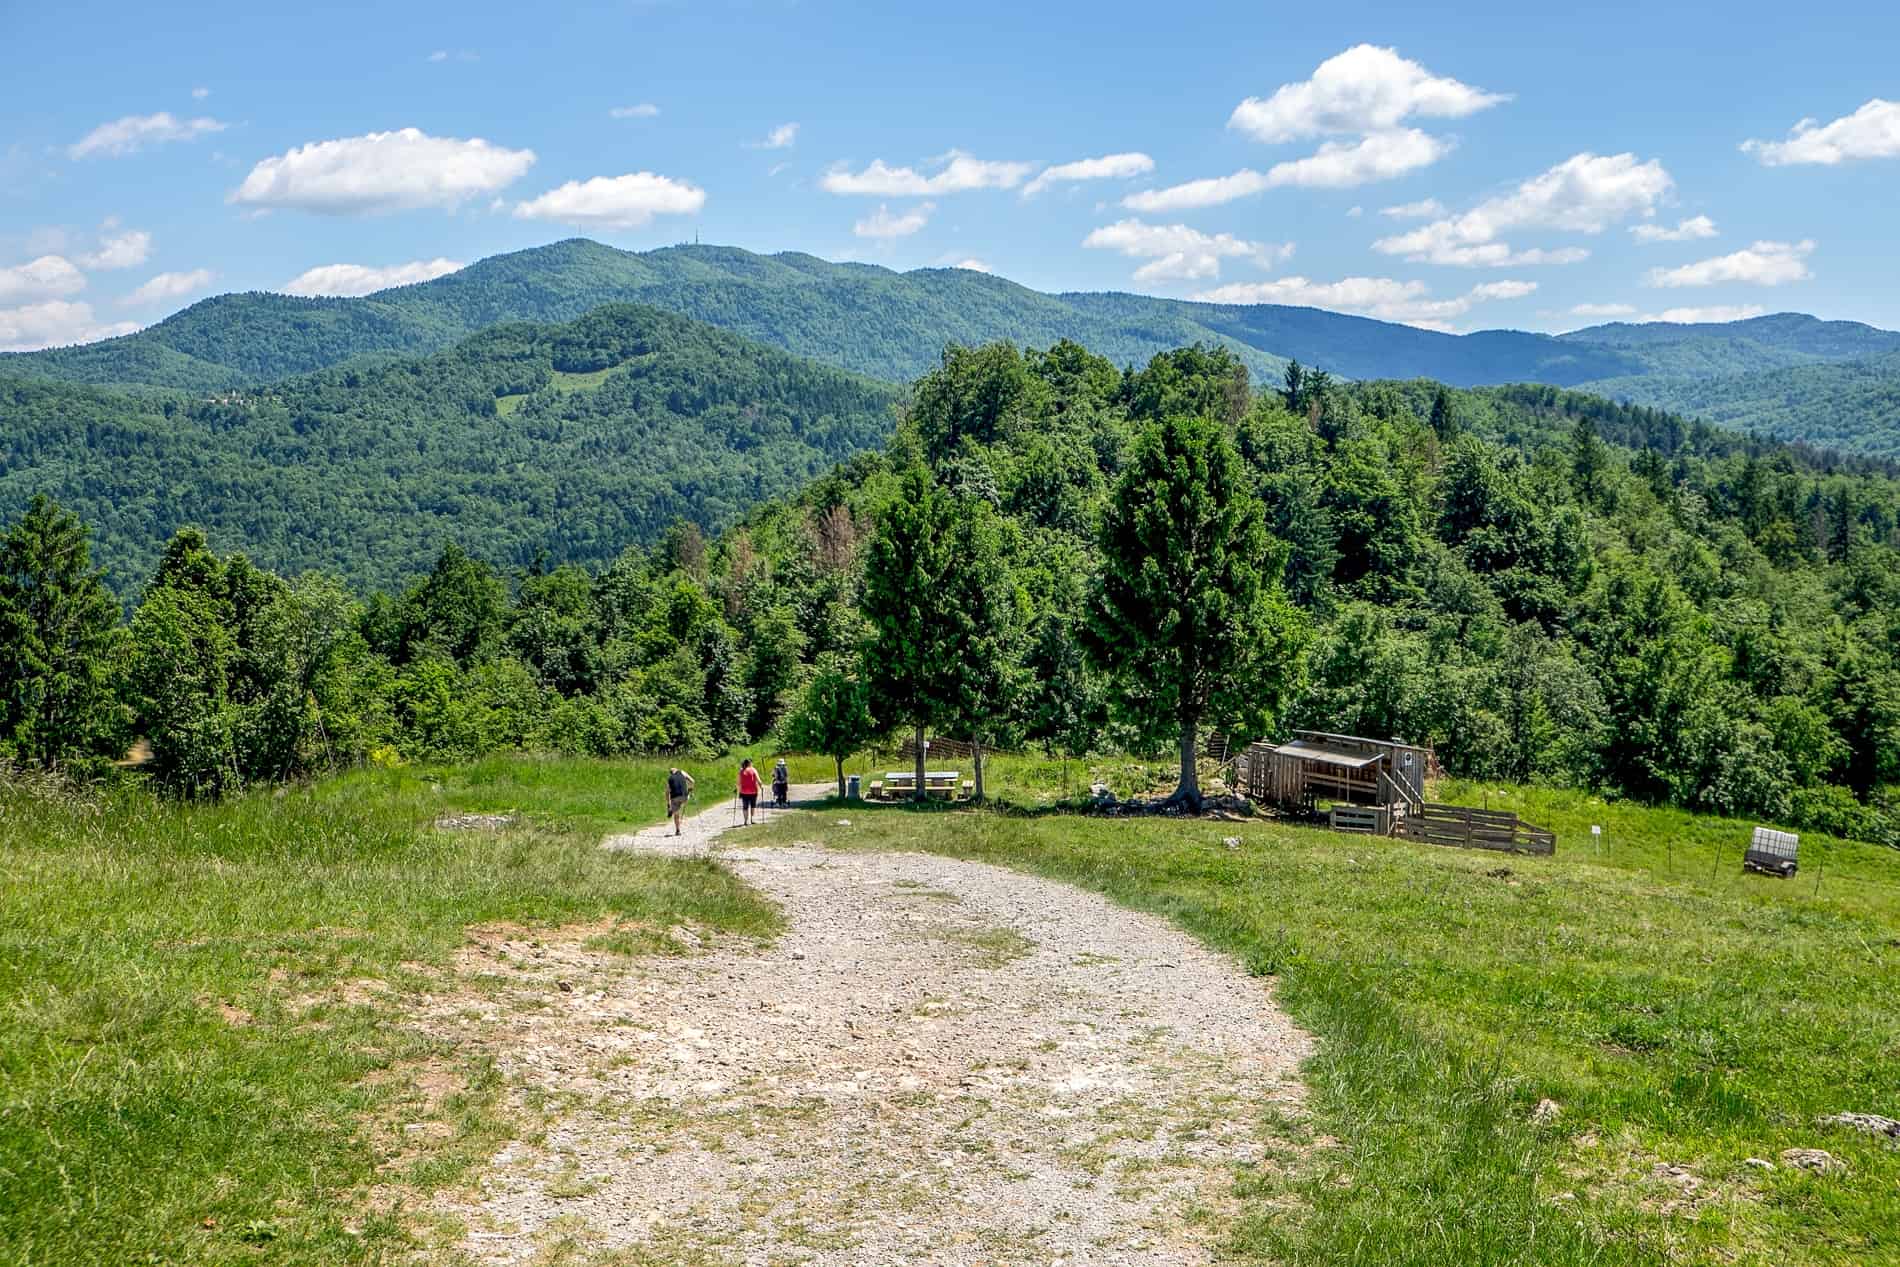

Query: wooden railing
<box><xmin>1329</xmin><ymin>804</ymin><xmax>1387</xmax><ymax>835</ymax></box>
<box><xmin>1394</xmin><ymin>803</ymin><xmax>1556</xmax><ymax>855</ymax></box>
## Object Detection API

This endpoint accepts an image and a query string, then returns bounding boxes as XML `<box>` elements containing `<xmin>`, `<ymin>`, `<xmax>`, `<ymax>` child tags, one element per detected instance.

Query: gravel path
<box><xmin>429</xmin><ymin>788</ymin><xmax>1313</xmax><ymax>1265</ymax></box>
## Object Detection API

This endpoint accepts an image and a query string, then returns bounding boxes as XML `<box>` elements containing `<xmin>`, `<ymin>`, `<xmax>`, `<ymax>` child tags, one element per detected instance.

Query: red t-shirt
<box><xmin>738</xmin><ymin>767</ymin><xmax>761</xmax><ymax>795</ymax></box>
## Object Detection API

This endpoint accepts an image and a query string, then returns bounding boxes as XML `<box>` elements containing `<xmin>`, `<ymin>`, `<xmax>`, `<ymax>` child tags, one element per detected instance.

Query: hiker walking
<box><xmin>737</xmin><ymin>758</ymin><xmax>761</xmax><ymax>826</ymax></box>
<box><xmin>665</xmin><ymin>766</ymin><xmax>694</xmax><ymax>836</ymax></box>
<box><xmin>771</xmin><ymin>757</ymin><xmax>790</xmax><ymax>808</ymax></box>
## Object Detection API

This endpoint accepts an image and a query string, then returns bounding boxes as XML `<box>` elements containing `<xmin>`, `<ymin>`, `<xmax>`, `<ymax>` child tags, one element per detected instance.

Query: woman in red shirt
<box><xmin>737</xmin><ymin>758</ymin><xmax>761</xmax><ymax>825</ymax></box>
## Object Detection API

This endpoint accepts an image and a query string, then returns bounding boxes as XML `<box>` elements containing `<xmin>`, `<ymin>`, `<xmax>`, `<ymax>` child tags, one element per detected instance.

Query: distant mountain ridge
<box><xmin>5</xmin><ymin>237</ymin><xmax>1900</xmax><ymax>453</ymax></box>
<box><xmin>0</xmin><ymin>238</ymin><xmax>1653</xmax><ymax>392</ymax></box>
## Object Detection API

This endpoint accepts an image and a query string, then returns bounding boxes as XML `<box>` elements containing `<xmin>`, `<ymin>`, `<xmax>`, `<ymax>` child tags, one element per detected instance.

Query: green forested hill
<box><xmin>0</xmin><ymin>238</ymin><xmax>1653</xmax><ymax>393</ymax></box>
<box><xmin>0</xmin><ymin>304</ymin><xmax>899</xmax><ymax>592</ymax></box>
<box><xmin>8</xmin><ymin>239</ymin><xmax>1900</xmax><ymax>453</ymax></box>
<box><xmin>1564</xmin><ymin>312</ymin><xmax>1900</xmax><ymax>369</ymax></box>
<box><xmin>1582</xmin><ymin>350</ymin><xmax>1900</xmax><ymax>457</ymax></box>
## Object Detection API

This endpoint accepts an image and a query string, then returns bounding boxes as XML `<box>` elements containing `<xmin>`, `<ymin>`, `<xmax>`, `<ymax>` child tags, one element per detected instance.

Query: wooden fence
<box><xmin>895</xmin><ymin>735</ymin><xmax>976</xmax><ymax>760</ymax></box>
<box><xmin>1329</xmin><ymin>804</ymin><xmax>1388</xmax><ymax>835</ymax></box>
<box><xmin>1393</xmin><ymin>803</ymin><xmax>1556</xmax><ymax>855</ymax></box>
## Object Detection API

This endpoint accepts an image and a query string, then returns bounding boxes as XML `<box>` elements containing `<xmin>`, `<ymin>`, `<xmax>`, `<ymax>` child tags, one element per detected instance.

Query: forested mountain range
<box><xmin>7</xmin><ymin>237</ymin><xmax>1899</xmax><ymax>455</ymax></box>
<box><xmin>10</xmin><ymin>333</ymin><xmax>1900</xmax><ymax>851</ymax></box>
<box><xmin>0</xmin><ymin>303</ymin><xmax>898</xmax><ymax>592</ymax></box>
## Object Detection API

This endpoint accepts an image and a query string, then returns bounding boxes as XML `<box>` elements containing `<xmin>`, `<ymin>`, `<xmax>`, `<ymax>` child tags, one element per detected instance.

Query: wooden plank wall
<box><xmin>1396</xmin><ymin>803</ymin><xmax>1557</xmax><ymax>855</ymax></box>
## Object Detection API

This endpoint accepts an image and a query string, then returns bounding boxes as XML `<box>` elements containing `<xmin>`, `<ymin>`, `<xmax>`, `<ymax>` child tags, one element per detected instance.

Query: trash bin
<box><xmin>846</xmin><ymin>774</ymin><xmax>861</xmax><ymax>800</ymax></box>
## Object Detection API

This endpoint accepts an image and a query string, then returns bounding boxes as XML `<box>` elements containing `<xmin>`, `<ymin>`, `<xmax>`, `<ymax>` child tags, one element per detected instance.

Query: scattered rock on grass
<box><xmin>435</xmin><ymin>812</ymin><xmax>516</xmax><ymax>832</ymax></box>
<box><xmin>1817</xmin><ymin>1112</ymin><xmax>1900</xmax><ymax>1145</ymax></box>
<box><xmin>1530</xmin><ymin>1098</ymin><xmax>1562</xmax><ymax>1126</ymax></box>
<box><xmin>1743</xmin><ymin>1157</ymin><xmax>1775</xmax><ymax>1171</ymax></box>
<box><xmin>1779</xmin><ymin>1148</ymin><xmax>1846</xmax><ymax>1174</ymax></box>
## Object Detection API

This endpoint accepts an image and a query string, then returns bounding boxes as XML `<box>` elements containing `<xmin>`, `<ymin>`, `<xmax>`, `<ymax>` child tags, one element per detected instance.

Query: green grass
<box><xmin>8</xmin><ymin>751</ymin><xmax>1896</xmax><ymax>1265</ymax></box>
<box><xmin>745</xmin><ymin>782</ymin><xmax>1900</xmax><ymax>1267</ymax></box>
<box><xmin>0</xmin><ymin>760</ymin><xmax>780</xmax><ymax>1266</ymax></box>
<box><xmin>493</xmin><ymin>365</ymin><xmax>622</xmax><ymax>418</ymax></box>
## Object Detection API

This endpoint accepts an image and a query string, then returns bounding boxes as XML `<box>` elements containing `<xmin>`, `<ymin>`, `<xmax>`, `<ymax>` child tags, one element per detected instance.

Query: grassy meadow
<box><xmin>0</xmin><ymin>757</ymin><xmax>783</xmax><ymax>1266</ymax></box>
<box><xmin>749</xmin><ymin>762</ymin><xmax>1900</xmax><ymax>1267</ymax></box>
<box><xmin>2</xmin><ymin>751</ymin><xmax>1896</xmax><ymax>1265</ymax></box>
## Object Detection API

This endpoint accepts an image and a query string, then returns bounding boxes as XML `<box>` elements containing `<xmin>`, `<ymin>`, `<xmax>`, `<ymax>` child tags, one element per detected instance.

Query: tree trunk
<box><xmin>972</xmin><ymin>739</ymin><xmax>984</xmax><ymax>802</ymax></box>
<box><xmin>1172</xmin><ymin>718</ymin><xmax>1203</xmax><ymax>812</ymax></box>
<box><xmin>914</xmin><ymin>723</ymin><xmax>928</xmax><ymax>803</ymax></box>
<box><xmin>834</xmin><ymin>755</ymin><xmax>846</xmax><ymax>800</ymax></box>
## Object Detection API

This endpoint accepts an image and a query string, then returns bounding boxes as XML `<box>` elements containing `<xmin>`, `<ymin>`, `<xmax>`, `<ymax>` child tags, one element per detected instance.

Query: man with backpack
<box><xmin>665</xmin><ymin>766</ymin><xmax>694</xmax><ymax>836</ymax></box>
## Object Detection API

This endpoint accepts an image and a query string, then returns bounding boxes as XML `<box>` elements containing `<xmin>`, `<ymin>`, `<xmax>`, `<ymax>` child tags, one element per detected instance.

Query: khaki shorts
<box><xmin>667</xmin><ymin>794</ymin><xmax>688</xmax><ymax>816</ymax></box>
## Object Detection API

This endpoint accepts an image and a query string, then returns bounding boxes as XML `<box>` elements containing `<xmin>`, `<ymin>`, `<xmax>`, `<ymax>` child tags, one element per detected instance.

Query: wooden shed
<box><xmin>1236</xmin><ymin>730</ymin><xmax>1431</xmax><ymax>815</ymax></box>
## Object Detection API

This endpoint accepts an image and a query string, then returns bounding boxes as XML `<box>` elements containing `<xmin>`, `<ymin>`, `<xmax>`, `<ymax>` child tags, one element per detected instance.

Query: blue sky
<box><xmin>4</xmin><ymin>0</ymin><xmax>1898</xmax><ymax>350</ymax></box>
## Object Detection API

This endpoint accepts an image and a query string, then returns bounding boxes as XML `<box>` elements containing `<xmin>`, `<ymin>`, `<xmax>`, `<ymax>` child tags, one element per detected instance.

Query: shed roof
<box><xmin>1275</xmin><ymin>739</ymin><xmax>1385</xmax><ymax>769</ymax></box>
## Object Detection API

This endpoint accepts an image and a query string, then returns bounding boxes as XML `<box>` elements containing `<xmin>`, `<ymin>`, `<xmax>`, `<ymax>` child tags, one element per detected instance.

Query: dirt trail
<box><xmin>428</xmin><ymin>789</ymin><xmax>1313</xmax><ymax>1265</ymax></box>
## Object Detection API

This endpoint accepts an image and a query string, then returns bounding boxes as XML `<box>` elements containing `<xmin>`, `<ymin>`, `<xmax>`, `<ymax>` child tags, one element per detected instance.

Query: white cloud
<box><xmin>1744</xmin><ymin>99</ymin><xmax>1900</xmax><ymax>165</ymax></box>
<box><xmin>1641</xmin><ymin>304</ymin><xmax>1769</xmax><ymax>324</ymax></box>
<box><xmin>755</xmin><ymin>123</ymin><xmax>799</xmax><ymax>149</ymax></box>
<box><xmin>281</xmin><ymin>258</ymin><xmax>466</xmax><ymax>297</ymax></box>
<box><xmin>122</xmin><ymin>269</ymin><xmax>216</xmax><ymax>307</ymax></box>
<box><xmin>1123</xmin><ymin>169</ymin><xmax>1270</xmax><ymax>213</ymax></box>
<box><xmin>1022</xmin><ymin>151</ymin><xmax>1155</xmax><ymax>197</ymax></box>
<box><xmin>1229</xmin><ymin>44</ymin><xmax>1508</xmax><ymax>143</ymax></box>
<box><xmin>1346</xmin><ymin>205</ymin><xmax>1363</xmax><ymax>218</ymax></box>
<box><xmin>0</xmin><ymin>255</ymin><xmax>86</xmax><ymax>303</ymax></box>
<box><xmin>853</xmin><ymin>202</ymin><xmax>934</xmax><ymax>239</ymax></box>
<box><xmin>192</xmin><ymin>86</ymin><xmax>210</xmax><ymax>100</ymax></box>
<box><xmin>1126</xmin><ymin>133</ymin><xmax>1447</xmax><ymax>212</ymax></box>
<box><xmin>1374</xmin><ymin>151</ymin><xmax>1672</xmax><ymax>266</ymax></box>
<box><xmin>1381</xmin><ymin>197</ymin><xmax>1446</xmax><ymax>218</ymax></box>
<box><xmin>1569</xmin><ymin>302</ymin><xmax>1637</xmax><ymax>318</ymax></box>
<box><xmin>1645</xmin><ymin>239</ymin><xmax>1814</xmax><ymax>288</ymax></box>
<box><xmin>428</xmin><ymin>49</ymin><xmax>478</xmax><ymax>63</ymax></box>
<box><xmin>1631</xmin><ymin>215</ymin><xmax>1717</xmax><ymax>243</ymax></box>
<box><xmin>1262</xmin><ymin>128</ymin><xmax>1450</xmax><ymax>188</ymax></box>
<box><xmin>77</xmin><ymin>227</ymin><xmax>152</xmax><ymax>270</ymax></box>
<box><xmin>820</xmin><ymin>150</ymin><xmax>1035</xmax><ymax>196</ymax></box>
<box><xmin>0</xmin><ymin>300</ymin><xmax>139</xmax><ymax>351</ymax></box>
<box><xmin>1083</xmin><ymin>218</ymin><xmax>1293</xmax><ymax>283</ymax></box>
<box><xmin>514</xmin><ymin>172</ymin><xmax>706</xmax><ymax>230</ymax></box>
<box><xmin>230</xmin><ymin>128</ymin><xmax>537</xmax><ymax>214</ymax></box>
<box><xmin>610</xmin><ymin>103</ymin><xmax>661</xmax><ymax>119</ymax></box>
<box><xmin>950</xmin><ymin>258</ymin><xmax>993</xmax><ymax>273</ymax></box>
<box><xmin>1469</xmin><ymin>280</ymin><xmax>1539</xmax><ymax>301</ymax></box>
<box><xmin>1189</xmin><ymin>274</ymin><xmax>1535</xmax><ymax>331</ymax></box>
<box><xmin>70</xmin><ymin>112</ymin><xmax>226</xmax><ymax>159</ymax></box>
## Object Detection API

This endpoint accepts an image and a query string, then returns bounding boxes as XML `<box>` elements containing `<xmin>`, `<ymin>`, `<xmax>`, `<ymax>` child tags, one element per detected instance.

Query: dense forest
<box><xmin>6</xmin><ymin>333</ymin><xmax>1900</xmax><ymax>847</ymax></box>
<box><xmin>0</xmin><ymin>304</ymin><xmax>899</xmax><ymax>591</ymax></box>
<box><xmin>14</xmin><ymin>239</ymin><xmax>1900</xmax><ymax>462</ymax></box>
<box><xmin>7</xmin><ymin>237</ymin><xmax>1892</xmax><ymax>406</ymax></box>
<box><xmin>1582</xmin><ymin>349</ymin><xmax>1900</xmax><ymax>458</ymax></box>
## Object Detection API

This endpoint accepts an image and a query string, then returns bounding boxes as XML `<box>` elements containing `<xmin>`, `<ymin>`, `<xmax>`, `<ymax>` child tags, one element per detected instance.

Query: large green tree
<box><xmin>860</xmin><ymin>466</ymin><xmax>962</xmax><ymax>798</ymax></box>
<box><xmin>782</xmin><ymin>653</ymin><xmax>879</xmax><ymax>797</ymax></box>
<box><xmin>0</xmin><ymin>496</ymin><xmax>125</xmax><ymax>767</ymax></box>
<box><xmin>1088</xmin><ymin>414</ymin><xmax>1309</xmax><ymax>809</ymax></box>
<box><xmin>936</xmin><ymin>496</ymin><xmax>1023</xmax><ymax>800</ymax></box>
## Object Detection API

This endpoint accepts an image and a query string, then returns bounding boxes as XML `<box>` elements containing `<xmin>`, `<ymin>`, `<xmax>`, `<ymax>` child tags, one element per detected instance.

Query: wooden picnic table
<box><xmin>869</xmin><ymin>770</ymin><xmax>972</xmax><ymax>801</ymax></box>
